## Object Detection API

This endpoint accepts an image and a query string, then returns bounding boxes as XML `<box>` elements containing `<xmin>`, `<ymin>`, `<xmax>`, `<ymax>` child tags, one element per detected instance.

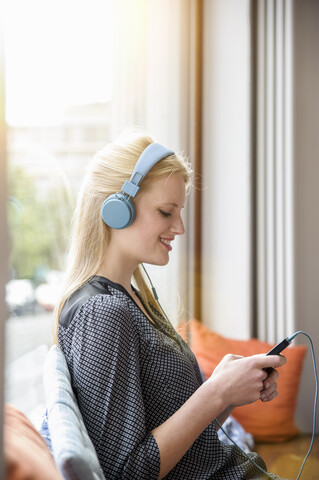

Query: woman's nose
<box><xmin>171</xmin><ymin>216</ymin><xmax>185</xmax><ymax>235</ymax></box>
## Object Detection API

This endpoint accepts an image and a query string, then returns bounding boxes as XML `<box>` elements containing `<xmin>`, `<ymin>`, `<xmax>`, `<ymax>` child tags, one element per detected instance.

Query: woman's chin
<box><xmin>146</xmin><ymin>256</ymin><xmax>170</xmax><ymax>267</ymax></box>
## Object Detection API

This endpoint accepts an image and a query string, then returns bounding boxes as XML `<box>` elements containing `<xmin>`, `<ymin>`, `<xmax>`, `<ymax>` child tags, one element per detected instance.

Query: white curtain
<box><xmin>255</xmin><ymin>0</ymin><xmax>294</xmax><ymax>343</ymax></box>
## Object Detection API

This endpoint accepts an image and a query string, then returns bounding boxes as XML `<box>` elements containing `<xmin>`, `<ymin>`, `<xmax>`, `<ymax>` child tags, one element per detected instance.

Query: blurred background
<box><xmin>0</xmin><ymin>0</ymin><xmax>318</xmax><ymax>435</ymax></box>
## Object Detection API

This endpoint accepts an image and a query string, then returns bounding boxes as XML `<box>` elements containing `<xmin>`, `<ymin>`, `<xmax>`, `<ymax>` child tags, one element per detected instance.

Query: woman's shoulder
<box><xmin>59</xmin><ymin>277</ymin><xmax>131</xmax><ymax>330</ymax></box>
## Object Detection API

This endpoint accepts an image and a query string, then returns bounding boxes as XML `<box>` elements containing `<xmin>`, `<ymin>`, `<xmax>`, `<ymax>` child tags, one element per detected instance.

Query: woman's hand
<box><xmin>207</xmin><ymin>353</ymin><xmax>286</xmax><ymax>409</ymax></box>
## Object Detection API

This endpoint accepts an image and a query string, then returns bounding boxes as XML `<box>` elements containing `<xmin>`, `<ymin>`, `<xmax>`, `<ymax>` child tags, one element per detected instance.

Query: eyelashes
<box><xmin>159</xmin><ymin>209</ymin><xmax>171</xmax><ymax>217</ymax></box>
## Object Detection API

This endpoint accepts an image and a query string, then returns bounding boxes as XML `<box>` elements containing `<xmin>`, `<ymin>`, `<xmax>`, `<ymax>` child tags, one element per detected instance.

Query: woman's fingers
<box><xmin>209</xmin><ymin>353</ymin><xmax>286</xmax><ymax>408</ymax></box>
<box><xmin>260</xmin><ymin>366</ymin><xmax>280</xmax><ymax>401</ymax></box>
<box><xmin>260</xmin><ymin>388</ymin><xmax>278</xmax><ymax>402</ymax></box>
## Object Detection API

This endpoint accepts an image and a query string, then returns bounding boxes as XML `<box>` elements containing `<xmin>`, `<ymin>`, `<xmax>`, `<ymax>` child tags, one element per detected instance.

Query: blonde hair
<box><xmin>53</xmin><ymin>131</ymin><xmax>192</xmax><ymax>343</ymax></box>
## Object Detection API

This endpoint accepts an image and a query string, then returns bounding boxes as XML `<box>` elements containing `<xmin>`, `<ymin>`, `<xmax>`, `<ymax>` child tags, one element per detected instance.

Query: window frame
<box><xmin>0</xmin><ymin>4</ymin><xmax>8</xmax><ymax>474</ymax></box>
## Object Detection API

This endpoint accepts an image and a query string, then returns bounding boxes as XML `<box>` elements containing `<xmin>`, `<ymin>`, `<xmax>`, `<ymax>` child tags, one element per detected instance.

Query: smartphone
<box><xmin>266</xmin><ymin>337</ymin><xmax>292</xmax><ymax>356</ymax></box>
<box><xmin>264</xmin><ymin>337</ymin><xmax>291</xmax><ymax>374</ymax></box>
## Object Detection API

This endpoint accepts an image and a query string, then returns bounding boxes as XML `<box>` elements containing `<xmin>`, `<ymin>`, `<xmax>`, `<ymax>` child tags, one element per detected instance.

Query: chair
<box><xmin>43</xmin><ymin>344</ymin><xmax>106</xmax><ymax>480</ymax></box>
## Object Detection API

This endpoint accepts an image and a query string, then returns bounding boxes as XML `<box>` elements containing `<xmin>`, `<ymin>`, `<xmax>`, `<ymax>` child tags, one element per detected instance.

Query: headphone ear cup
<box><xmin>101</xmin><ymin>193</ymin><xmax>136</xmax><ymax>229</ymax></box>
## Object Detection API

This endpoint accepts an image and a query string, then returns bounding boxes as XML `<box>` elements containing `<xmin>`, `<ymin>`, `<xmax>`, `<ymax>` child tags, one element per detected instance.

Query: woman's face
<box><xmin>111</xmin><ymin>173</ymin><xmax>186</xmax><ymax>268</ymax></box>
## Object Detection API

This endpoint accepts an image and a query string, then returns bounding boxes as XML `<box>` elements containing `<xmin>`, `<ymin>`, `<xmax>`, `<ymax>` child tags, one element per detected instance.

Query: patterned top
<box><xmin>58</xmin><ymin>276</ymin><xmax>269</xmax><ymax>479</ymax></box>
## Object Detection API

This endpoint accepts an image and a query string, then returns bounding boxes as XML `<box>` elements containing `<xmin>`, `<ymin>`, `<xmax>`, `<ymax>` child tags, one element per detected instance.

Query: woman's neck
<box><xmin>96</xmin><ymin>259</ymin><xmax>136</xmax><ymax>295</ymax></box>
<box><xmin>97</xmin><ymin>237</ymin><xmax>140</xmax><ymax>294</ymax></box>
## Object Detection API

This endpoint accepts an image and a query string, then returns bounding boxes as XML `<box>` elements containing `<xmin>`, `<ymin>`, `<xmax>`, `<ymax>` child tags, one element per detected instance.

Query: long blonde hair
<box><xmin>53</xmin><ymin>131</ymin><xmax>192</xmax><ymax>343</ymax></box>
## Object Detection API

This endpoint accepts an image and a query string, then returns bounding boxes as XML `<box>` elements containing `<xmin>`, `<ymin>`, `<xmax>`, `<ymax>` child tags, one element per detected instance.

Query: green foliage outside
<box><xmin>7</xmin><ymin>165</ymin><xmax>75</xmax><ymax>283</ymax></box>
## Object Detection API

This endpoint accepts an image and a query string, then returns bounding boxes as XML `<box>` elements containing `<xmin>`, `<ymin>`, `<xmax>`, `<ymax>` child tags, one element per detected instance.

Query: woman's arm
<box><xmin>151</xmin><ymin>378</ymin><xmax>224</xmax><ymax>479</ymax></box>
<box><xmin>152</xmin><ymin>353</ymin><xmax>286</xmax><ymax>479</ymax></box>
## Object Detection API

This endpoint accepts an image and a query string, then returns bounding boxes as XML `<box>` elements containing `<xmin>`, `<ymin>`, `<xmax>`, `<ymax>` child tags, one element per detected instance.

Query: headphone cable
<box><xmin>215</xmin><ymin>331</ymin><xmax>318</xmax><ymax>480</ymax></box>
<box><xmin>141</xmin><ymin>263</ymin><xmax>189</xmax><ymax>355</ymax></box>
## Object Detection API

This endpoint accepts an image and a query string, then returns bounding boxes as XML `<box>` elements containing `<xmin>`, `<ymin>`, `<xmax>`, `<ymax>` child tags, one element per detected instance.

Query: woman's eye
<box><xmin>159</xmin><ymin>210</ymin><xmax>171</xmax><ymax>217</ymax></box>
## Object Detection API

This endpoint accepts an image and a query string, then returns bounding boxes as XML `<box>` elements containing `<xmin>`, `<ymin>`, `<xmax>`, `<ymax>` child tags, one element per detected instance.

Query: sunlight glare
<box><xmin>4</xmin><ymin>0</ymin><xmax>114</xmax><ymax>126</ymax></box>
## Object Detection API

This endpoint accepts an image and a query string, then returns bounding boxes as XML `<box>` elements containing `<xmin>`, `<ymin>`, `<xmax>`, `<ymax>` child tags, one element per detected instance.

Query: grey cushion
<box><xmin>44</xmin><ymin>344</ymin><xmax>106</xmax><ymax>480</ymax></box>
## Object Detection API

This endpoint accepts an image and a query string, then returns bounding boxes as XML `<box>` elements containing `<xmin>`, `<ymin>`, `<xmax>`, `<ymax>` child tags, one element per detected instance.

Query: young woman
<box><xmin>53</xmin><ymin>132</ymin><xmax>285</xmax><ymax>479</ymax></box>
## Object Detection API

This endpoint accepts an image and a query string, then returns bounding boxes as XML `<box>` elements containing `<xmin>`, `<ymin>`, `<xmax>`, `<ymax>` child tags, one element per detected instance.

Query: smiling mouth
<box><xmin>160</xmin><ymin>238</ymin><xmax>173</xmax><ymax>250</ymax></box>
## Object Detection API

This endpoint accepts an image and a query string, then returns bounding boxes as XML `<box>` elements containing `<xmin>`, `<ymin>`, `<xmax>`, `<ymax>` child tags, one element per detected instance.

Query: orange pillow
<box><xmin>4</xmin><ymin>404</ymin><xmax>62</xmax><ymax>480</ymax></box>
<box><xmin>179</xmin><ymin>320</ymin><xmax>307</xmax><ymax>442</ymax></box>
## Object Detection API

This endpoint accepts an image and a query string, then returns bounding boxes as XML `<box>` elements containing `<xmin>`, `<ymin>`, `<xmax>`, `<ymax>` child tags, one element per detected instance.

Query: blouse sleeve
<box><xmin>60</xmin><ymin>294</ymin><xmax>161</xmax><ymax>480</ymax></box>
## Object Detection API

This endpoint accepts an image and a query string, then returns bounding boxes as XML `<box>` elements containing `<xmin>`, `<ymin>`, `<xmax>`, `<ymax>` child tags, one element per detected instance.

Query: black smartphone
<box><xmin>264</xmin><ymin>337</ymin><xmax>291</xmax><ymax>375</ymax></box>
<box><xmin>266</xmin><ymin>337</ymin><xmax>292</xmax><ymax>356</ymax></box>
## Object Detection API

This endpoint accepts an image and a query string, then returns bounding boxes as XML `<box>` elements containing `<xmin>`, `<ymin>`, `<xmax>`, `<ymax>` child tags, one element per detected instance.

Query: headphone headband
<box><xmin>121</xmin><ymin>143</ymin><xmax>174</xmax><ymax>198</ymax></box>
<box><xmin>101</xmin><ymin>142</ymin><xmax>175</xmax><ymax>229</ymax></box>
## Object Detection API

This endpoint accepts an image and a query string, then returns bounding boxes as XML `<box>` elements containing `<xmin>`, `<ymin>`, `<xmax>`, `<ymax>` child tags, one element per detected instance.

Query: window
<box><xmin>4</xmin><ymin>0</ymin><xmax>114</xmax><ymax>426</ymax></box>
<box><xmin>4</xmin><ymin>0</ymin><xmax>193</xmax><ymax>428</ymax></box>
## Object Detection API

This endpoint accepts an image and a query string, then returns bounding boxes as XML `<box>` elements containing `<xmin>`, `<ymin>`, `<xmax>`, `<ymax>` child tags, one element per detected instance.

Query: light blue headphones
<box><xmin>101</xmin><ymin>142</ymin><xmax>174</xmax><ymax>229</ymax></box>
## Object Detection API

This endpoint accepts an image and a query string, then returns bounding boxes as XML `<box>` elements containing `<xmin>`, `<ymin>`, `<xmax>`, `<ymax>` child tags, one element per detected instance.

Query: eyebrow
<box><xmin>160</xmin><ymin>203</ymin><xmax>184</xmax><ymax>208</ymax></box>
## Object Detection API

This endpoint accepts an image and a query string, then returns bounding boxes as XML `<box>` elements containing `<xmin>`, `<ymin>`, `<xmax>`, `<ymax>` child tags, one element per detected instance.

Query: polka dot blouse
<box><xmin>58</xmin><ymin>276</ymin><xmax>270</xmax><ymax>479</ymax></box>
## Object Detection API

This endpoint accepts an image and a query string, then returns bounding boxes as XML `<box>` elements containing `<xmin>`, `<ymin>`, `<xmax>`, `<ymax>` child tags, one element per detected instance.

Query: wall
<box><xmin>293</xmin><ymin>0</ymin><xmax>319</xmax><ymax>433</ymax></box>
<box><xmin>202</xmin><ymin>0</ymin><xmax>251</xmax><ymax>338</ymax></box>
